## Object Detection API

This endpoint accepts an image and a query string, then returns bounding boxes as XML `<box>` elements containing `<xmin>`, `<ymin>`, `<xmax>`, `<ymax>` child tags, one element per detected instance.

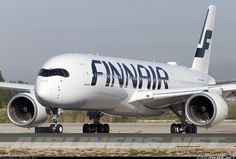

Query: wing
<box><xmin>0</xmin><ymin>82</ymin><xmax>34</xmax><ymax>92</ymax></box>
<box><xmin>129</xmin><ymin>83</ymin><xmax>236</xmax><ymax>110</ymax></box>
<box><xmin>216</xmin><ymin>80</ymin><xmax>236</xmax><ymax>85</ymax></box>
<box><xmin>210</xmin><ymin>83</ymin><xmax>236</xmax><ymax>98</ymax></box>
<box><xmin>129</xmin><ymin>86</ymin><xmax>209</xmax><ymax>109</ymax></box>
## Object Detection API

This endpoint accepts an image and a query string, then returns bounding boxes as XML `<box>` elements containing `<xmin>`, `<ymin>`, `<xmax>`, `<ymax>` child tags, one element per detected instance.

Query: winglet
<box><xmin>191</xmin><ymin>5</ymin><xmax>216</xmax><ymax>74</ymax></box>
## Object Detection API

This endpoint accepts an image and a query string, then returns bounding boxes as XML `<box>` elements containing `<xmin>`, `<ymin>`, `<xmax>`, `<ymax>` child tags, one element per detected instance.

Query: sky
<box><xmin>0</xmin><ymin>0</ymin><xmax>235</xmax><ymax>83</ymax></box>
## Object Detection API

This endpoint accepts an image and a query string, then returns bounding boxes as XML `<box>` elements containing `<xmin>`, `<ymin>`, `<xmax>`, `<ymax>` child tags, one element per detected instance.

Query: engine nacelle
<box><xmin>185</xmin><ymin>92</ymin><xmax>228</xmax><ymax>128</ymax></box>
<box><xmin>7</xmin><ymin>93</ymin><xmax>49</xmax><ymax>128</ymax></box>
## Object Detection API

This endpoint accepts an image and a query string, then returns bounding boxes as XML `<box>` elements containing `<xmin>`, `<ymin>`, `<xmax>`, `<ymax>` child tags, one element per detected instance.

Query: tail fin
<box><xmin>191</xmin><ymin>5</ymin><xmax>216</xmax><ymax>74</ymax></box>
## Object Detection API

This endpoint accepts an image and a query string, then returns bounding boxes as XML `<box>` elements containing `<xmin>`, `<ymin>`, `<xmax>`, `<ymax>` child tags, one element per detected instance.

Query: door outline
<box><xmin>80</xmin><ymin>63</ymin><xmax>91</xmax><ymax>86</ymax></box>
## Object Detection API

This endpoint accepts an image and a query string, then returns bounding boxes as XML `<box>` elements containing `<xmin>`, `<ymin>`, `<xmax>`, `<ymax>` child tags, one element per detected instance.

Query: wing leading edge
<box><xmin>129</xmin><ymin>83</ymin><xmax>236</xmax><ymax>109</ymax></box>
<box><xmin>0</xmin><ymin>82</ymin><xmax>34</xmax><ymax>92</ymax></box>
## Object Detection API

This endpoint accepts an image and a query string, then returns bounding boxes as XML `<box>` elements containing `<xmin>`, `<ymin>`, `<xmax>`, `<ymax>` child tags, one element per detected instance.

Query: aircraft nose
<box><xmin>35</xmin><ymin>80</ymin><xmax>53</xmax><ymax>107</ymax></box>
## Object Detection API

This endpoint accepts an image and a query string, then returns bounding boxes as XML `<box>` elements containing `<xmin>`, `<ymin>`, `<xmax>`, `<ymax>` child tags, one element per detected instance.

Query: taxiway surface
<box><xmin>0</xmin><ymin>122</ymin><xmax>235</xmax><ymax>133</ymax></box>
<box><xmin>0</xmin><ymin>122</ymin><xmax>236</xmax><ymax>150</ymax></box>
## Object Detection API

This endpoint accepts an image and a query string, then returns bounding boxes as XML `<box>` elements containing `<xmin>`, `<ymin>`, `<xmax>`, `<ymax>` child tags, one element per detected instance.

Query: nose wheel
<box><xmin>49</xmin><ymin>108</ymin><xmax>63</xmax><ymax>133</ymax></box>
<box><xmin>50</xmin><ymin>123</ymin><xmax>63</xmax><ymax>133</ymax></box>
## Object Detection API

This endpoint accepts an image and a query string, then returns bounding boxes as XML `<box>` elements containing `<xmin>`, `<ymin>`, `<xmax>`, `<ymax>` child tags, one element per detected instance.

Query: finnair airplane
<box><xmin>0</xmin><ymin>5</ymin><xmax>234</xmax><ymax>134</ymax></box>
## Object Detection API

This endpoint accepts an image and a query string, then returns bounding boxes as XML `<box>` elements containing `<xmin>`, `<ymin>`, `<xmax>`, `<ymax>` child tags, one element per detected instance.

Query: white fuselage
<box><xmin>35</xmin><ymin>53</ymin><xmax>215</xmax><ymax>117</ymax></box>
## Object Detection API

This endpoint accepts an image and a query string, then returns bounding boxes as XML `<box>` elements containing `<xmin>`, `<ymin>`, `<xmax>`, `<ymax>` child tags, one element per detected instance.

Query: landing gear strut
<box><xmin>169</xmin><ymin>105</ymin><xmax>197</xmax><ymax>134</ymax></box>
<box><xmin>83</xmin><ymin>111</ymin><xmax>110</xmax><ymax>133</ymax></box>
<box><xmin>49</xmin><ymin>108</ymin><xmax>63</xmax><ymax>133</ymax></box>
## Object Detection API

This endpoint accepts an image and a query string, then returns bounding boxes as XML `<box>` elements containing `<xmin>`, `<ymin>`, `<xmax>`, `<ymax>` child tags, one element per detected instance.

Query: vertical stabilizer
<box><xmin>191</xmin><ymin>5</ymin><xmax>216</xmax><ymax>74</ymax></box>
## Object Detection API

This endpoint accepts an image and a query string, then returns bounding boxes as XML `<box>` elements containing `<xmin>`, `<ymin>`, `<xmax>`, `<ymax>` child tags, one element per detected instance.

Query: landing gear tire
<box><xmin>55</xmin><ymin>124</ymin><xmax>63</xmax><ymax>133</ymax></box>
<box><xmin>177</xmin><ymin>123</ymin><xmax>183</xmax><ymax>133</ymax></box>
<box><xmin>97</xmin><ymin>124</ymin><xmax>105</xmax><ymax>133</ymax></box>
<box><xmin>50</xmin><ymin>124</ymin><xmax>56</xmax><ymax>133</ymax></box>
<box><xmin>90</xmin><ymin>124</ymin><xmax>96</xmax><ymax>133</ymax></box>
<box><xmin>171</xmin><ymin>123</ymin><xmax>178</xmax><ymax>133</ymax></box>
<box><xmin>83</xmin><ymin>123</ymin><xmax>110</xmax><ymax>133</ymax></box>
<box><xmin>97</xmin><ymin>124</ymin><xmax>110</xmax><ymax>133</ymax></box>
<box><xmin>83</xmin><ymin>124</ymin><xmax>94</xmax><ymax>133</ymax></box>
<box><xmin>83</xmin><ymin>124</ymin><xmax>89</xmax><ymax>133</ymax></box>
<box><xmin>83</xmin><ymin>111</ymin><xmax>110</xmax><ymax>134</ymax></box>
<box><xmin>49</xmin><ymin>124</ymin><xmax>63</xmax><ymax>133</ymax></box>
<box><xmin>171</xmin><ymin>123</ymin><xmax>183</xmax><ymax>133</ymax></box>
<box><xmin>104</xmin><ymin>124</ymin><xmax>110</xmax><ymax>133</ymax></box>
<box><xmin>185</xmin><ymin>124</ymin><xmax>197</xmax><ymax>134</ymax></box>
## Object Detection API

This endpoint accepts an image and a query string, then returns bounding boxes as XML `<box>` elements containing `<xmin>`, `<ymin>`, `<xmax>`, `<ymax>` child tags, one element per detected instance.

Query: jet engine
<box><xmin>185</xmin><ymin>92</ymin><xmax>228</xmax><ymax>128</ymax></box>
<box><xmin>7</xmin><ymin>93</ymin><xmax>49</xmax><ymax>128</ymax></box>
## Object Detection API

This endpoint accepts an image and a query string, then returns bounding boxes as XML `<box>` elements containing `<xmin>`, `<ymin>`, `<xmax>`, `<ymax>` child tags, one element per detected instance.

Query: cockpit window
<box><xmin>38</xmin><ymin>68</ymin><xmax>69</xmax><ymax>77</ymax></box>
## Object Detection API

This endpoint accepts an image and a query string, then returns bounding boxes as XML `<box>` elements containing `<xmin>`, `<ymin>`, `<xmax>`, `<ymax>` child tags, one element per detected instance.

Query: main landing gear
<box><xmin>83</xmin><ymin>111</ymin><xmax>110</xmax><ymax>133</ymax></box>
<box><xmin>170</xmin><ymin>123</ymin><xmax>197</xmax><ymax>134</ymax></box>
<box><xmin>169</xmin><ymin>105</ymin><xmax>197</xmax><ymax>134</ymax></box>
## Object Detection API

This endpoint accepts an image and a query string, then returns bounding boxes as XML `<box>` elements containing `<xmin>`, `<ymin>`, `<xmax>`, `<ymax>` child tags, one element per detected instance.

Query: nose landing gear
<box><xmin>49</xmin><ymin>108</ymin><xmax>64</xmax><ymax>133</ymax></box>
<box><xmin>35</xmin><ymin>108</ymin><xmax>64</xmax><ymax>133</ymax></box>
<box><xmin>49</xmin><ymin>123</ymin><xmax>63</xmax><ymax>133</ymax></box>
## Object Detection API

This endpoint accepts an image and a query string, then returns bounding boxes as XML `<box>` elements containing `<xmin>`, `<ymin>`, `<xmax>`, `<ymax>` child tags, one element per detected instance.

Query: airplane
<box><xmin>0</xmin><ymin>5</ymin><xmax>234</xmax><ymax>134</ymax></box>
